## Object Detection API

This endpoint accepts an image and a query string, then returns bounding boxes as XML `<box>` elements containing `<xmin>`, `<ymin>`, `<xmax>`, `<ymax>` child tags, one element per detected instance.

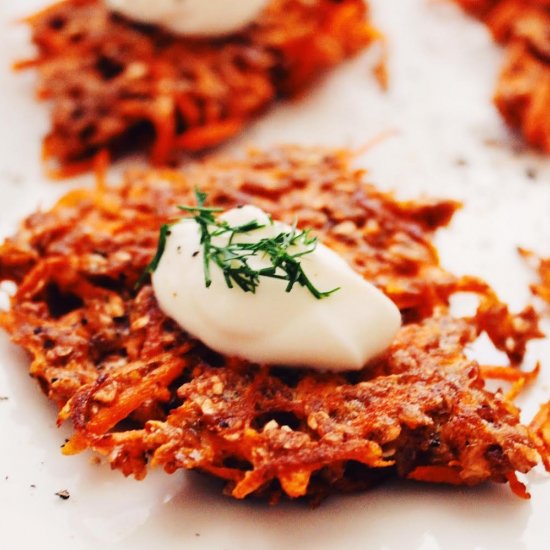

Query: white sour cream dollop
<box><xmin>105</xmin><ymin>0</ymin><xmax>269</xmax><ymax>37</ymax></box>
<box><xmin>152</xmin><ymin>206</ymin><xmax>401</xmax><ymax>371</ymax></box>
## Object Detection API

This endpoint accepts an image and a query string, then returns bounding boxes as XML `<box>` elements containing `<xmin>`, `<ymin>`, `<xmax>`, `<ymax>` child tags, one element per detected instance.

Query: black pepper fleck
<box><xmin>55</xmin><ymin>489</ymin><xmax>70</xmax><ymax>500</ymax></box>
<box><xmin>192</xmin><ymin>250</ymin><xmax>199</xmax><ymax>257</ymax></box>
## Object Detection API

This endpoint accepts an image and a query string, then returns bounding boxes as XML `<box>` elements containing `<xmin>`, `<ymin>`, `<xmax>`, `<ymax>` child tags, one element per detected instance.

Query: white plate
<box><xmin>1</xmin><ymin>1</ymin><xmax>550</xmax><ymax>549</ymax></box>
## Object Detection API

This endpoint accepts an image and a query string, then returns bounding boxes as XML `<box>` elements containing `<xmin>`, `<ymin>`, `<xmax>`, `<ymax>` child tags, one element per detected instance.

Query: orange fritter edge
<box><xmin>453</xmin><ymin>0</ymin><xmax>550</xmax><ymax>153</ymax></box>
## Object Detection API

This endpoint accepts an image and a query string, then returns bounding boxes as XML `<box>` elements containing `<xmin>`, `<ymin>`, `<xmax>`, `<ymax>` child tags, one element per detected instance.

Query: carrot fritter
<box><xmin>453</xmin><ymin>0</ymin><xmax>550</xmax><ymax>153</ymax></box>
<box><xmin>0</xmin><ymin>146</ymin><xmax>545</xmax><ymax>501</ymax></box>
<box><xmin>17</xmin><ymin>0</ymin><xmax>376</xmax><ymax>173</ymax></box>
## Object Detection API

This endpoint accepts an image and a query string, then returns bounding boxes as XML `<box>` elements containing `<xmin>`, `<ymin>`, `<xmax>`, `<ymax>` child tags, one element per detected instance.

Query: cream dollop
<box><xmin>105</xmin><ymin>0</ymin><xmax>269</xmax><ymax>37</ymax></box>
<box><xmin>152</xmin><ymin>206</ymin><xmax>401</xmax><ymax>371</ymax></box>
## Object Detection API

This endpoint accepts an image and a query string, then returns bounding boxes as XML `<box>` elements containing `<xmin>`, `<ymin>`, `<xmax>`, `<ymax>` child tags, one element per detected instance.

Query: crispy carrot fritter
<box><xmin>17</xmin><ymin>0</ymin><xmax>376</xmax><ymax>173</ymax></box>
<box><xmin>0</xmin><ymin>146</ymin><xmax>546</xmax><ymax>501</ymax></box>
<box><xmin>453</xmin><ymin>0</ymin><xmax>550</xmax><ymax>153</ymax></box>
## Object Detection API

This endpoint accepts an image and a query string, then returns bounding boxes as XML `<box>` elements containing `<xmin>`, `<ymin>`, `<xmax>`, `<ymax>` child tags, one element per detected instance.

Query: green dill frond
<box><xmin>139</xmin><ymin>191</ymin><xmax>340</xmax><ymax>299</ymax></box>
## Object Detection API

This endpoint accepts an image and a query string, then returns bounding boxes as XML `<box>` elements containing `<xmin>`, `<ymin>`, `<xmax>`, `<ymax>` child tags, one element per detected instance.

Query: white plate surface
<box><xmin>1</xmin><ymin>1</ymin><xmax>550</xmax><ymax>549</ymax></box>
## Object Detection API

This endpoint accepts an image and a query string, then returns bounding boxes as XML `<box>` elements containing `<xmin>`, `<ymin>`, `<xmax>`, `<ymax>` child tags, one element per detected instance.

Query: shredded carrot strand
<box><xmin>529</xmin><ymin>402</ymin><xmax>550</xmax><ymax>472</ymax></box>
<box><xmin>407</xmin><ymin>466</ymin><xmax>464</xmax><ymax>485</ymax></box>
<box><xmin>506</xmin><ymin>472</ymin><xmax>531</xmax><ymax>500</ymax></box>
<box><xmin>176</xmin><ymin>120</ymin><xmax>244</xmax><ymax>152</ymax></box>
<box><xmin>84</xmin><ymin>357</ymin><xmax>190</xmax><ymax>435</ymax></box>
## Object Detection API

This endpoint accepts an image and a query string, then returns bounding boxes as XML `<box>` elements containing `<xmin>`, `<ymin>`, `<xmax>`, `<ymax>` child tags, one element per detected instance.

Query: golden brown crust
<box><xmin>0</xmin><ymin>146</ymin><xmax>545</xmax><ymax>500</ymax></box>
<box><xmin>453</xmin><ymin>0</ymin><xmax>550</xmax><ymax>153</ymax></box>
<box><xmin>18</xmin><ymin>0</ymin><xmax>376</xmax><ymax>173</ymax></box>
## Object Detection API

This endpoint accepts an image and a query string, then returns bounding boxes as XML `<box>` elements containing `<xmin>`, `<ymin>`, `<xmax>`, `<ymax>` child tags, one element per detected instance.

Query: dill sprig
<box><xmin>143</xmin><ymin>190</ymin><xmax>340</xmax><ymax>299</ymax></box>
<box><xmin>136</xmin><ymin>223</ymin><xmax>172</xmax><ymax>289</ymax></box>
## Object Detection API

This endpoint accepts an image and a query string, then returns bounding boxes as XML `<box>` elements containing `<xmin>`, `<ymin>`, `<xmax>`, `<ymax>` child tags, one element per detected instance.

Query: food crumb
<box><xmin>454</xmin><ymin>157</ymin><xmax>468</xmax><ymax>167</ymax></box>
<box><xmin>30</xmin><ymin>484</ymin><xmax>36</xmax><ymax>488</ymax></box>
<box><xmin>55</xmin><ymin>489</ymin><xmax>70</xmax><ymax>500</ymax></box>
<box><xmin>195</xmin><ymin>533</ymin><xmax>200</xmax><ymax>537</ymax></box>
<box><xmin>0</xmin><ymin>396</ymin><xmax>8</xmax><ymax>401</ymax></box>
<box><xmin>483</xmin><ymin>137</ymin><xmax>501</xmax><ymax>148</ymax></box>
<box><xmin>90</xmin><ymin>455</ymin><xmax>102</xmax><ymax>466</ymax></box>
<box><xmin>526</xmin><ymin>167</ymin><xmax>538</xmax><ymax>180</ymax></box>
